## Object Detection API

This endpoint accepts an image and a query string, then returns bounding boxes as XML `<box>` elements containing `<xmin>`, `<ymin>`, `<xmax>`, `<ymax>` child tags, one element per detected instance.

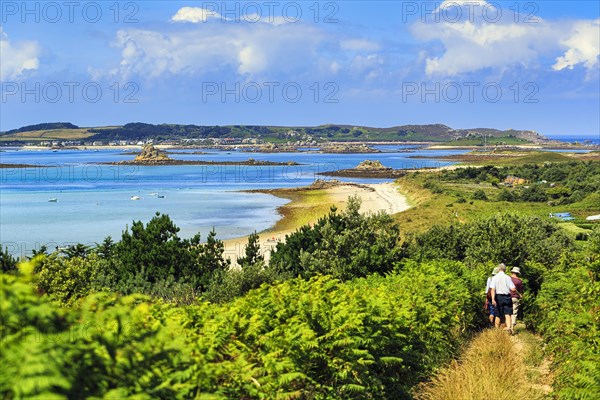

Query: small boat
<box><xmin>130</xmin><ymin>196</ymin><xmax>141</xmax><ymax>200</ymax></box>
<box><xmin>157</xmin><ymin>194</ymin><xmax>166</xmax><ymax>198</ymax></box>
<box><xmin>48</xmin><ymin>198</ymin><xmax>58</xmax><ymax>202</ymax></box>
<box><xmin>149</xmin><ymin>192</ymin><xmax>158</xmax><ymax>196</ymax></box>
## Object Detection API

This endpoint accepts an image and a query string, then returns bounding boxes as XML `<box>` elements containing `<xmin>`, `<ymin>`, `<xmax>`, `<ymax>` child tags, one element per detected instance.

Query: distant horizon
<box><xmin>1</xmin><ymin>2</ymin><xmax>598</xmax><ymax>138</ymax></box>
<box><xmin>3</xmin><ymin>120</ymin><xmax>600</xmax><ymax>139</ymax></box>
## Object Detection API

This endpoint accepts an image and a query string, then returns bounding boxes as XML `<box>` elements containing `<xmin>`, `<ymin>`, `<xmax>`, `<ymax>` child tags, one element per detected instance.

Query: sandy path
<box><xmin>223</xmin><ymin>182</ymin><xmax>410</xmax><ymax>265</ymax></box>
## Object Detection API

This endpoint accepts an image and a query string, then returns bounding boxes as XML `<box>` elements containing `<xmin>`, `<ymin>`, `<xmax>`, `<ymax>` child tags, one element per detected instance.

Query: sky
<box><xmin>1</xmin><ymin>1</ymin><xmax>599</xmax><ymax>137</ymax></box>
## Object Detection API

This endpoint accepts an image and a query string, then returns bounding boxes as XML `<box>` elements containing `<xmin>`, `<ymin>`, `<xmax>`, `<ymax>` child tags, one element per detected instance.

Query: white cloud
<box><xmin>108</xmin><ymin>23</ymin><xmax>326</xmax><ymax>79</ymax></box>
<box><xmin>0</xmin><ymin>29</ymin><xmax>40</xmax><ymax>80</ymax></box>
<box><xmin>553</xmin><ymin>19</ymin><xmax>600</xmax><ymax>71</ymax></box>
<box><xmin>411</xmin><ymin>2</ymin><xmax>599</xmax><ymax>77</ymax></box>
<box><xmin>340</xmin><ymin>39</ymin><xmax>380</xmax><ymax>52</ymax></box>
<box><xmin>171</xmin><ymin>7</ymin><xmax>222</xmax><ymax>23</ymax></box>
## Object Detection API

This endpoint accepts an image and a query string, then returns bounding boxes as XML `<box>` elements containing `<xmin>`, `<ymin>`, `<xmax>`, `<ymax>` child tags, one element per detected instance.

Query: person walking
<box><xmin>485</xmin><ymin>267</ymin><xmax>499</xmax><ymax>325</ymax></box>
<box><xmin>510</xmin><ymin>267</ymin><xmax>524</xmax><ymax>331</ymax></box>
<box><xmin>490</xmin><ymin>263</ymin><xmax>517</xmax><ymax>334</ymax></box>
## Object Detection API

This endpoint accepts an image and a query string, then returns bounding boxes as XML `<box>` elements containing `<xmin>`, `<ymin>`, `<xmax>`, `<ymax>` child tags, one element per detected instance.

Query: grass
<box><xmin>0</xmin><ymin>128</ymin><xmax>94</xmax><ymax>141</ymax></box>
<box><xmin>414</xmin><ymin>329</ymin><xmax>551</xmax><ymax>400</ymax></box>
<box><xmin>260</xmin><ymin>189</ymin><xmax>339</xmax><ymax>233</ymax></box>
<box><xmin>393</xmin><ymin>171</ymin><xmax>599</xmax><ymax>238</ymax></box>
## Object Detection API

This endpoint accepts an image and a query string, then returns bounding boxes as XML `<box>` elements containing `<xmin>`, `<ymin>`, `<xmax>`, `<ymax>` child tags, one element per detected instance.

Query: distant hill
<box><xmin>0</xmin><ymin>122</ymin><xmax>549</xmax><ymax>144</ymax></box>
<box><xmin>2</xmin><ymin>122</ymin><xmax>79</xmax><ymax>135</ymax></box>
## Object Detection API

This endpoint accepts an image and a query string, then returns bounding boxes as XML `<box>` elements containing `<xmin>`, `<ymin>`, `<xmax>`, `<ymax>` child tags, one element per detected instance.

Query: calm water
<box><xmin>1</xmin><ymin>146</ymin><xmax>465</xmax><ymax>257</ymax></box>
<box><xmin>546</xmin><ymin>135</ymin><xmax>600</xmax><ymax>145</ymax></box>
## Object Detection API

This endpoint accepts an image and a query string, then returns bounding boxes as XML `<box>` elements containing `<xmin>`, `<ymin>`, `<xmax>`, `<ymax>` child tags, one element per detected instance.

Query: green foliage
<box><xmin>237</xmin><ymin>231</ymin><xmax>263</xmax><ymax>268</ymax></box>
<box><xmin>1</xmin><ymin>247</ymin><xmax>17</xmax><ymax>273</ymax></box>
<box><xmin>471</xmin><ymin>189</ymin><xmax>488</xmax><ymax>201</ymax></box>
<box><xmin>112</xmin><ymin>213</ymin><xmax>203</xmax><ymax>288</ymax></box>
<box><xmin>497</xmin><ymin>188</ymin><xmax>516</xmax><ymax>202</ymax></box>
<box><xmin>441</xmin><ymin>161</ymin><xmax>600</xmax><ymax>205</ymax></box>
<box><xmin>34</xmin><ymin>253</ymin><xmax>106</xmax><ymax>305</ymax></box>
<box><xmin>269</xmin><ymin>197</ymin><xmax>402</xmax><ymax>281</ymax></box>
<box><xmin>0</xmin><ymin>259</ymin><xmax>480</xmax><ymax>399</ymax></box>
<box><xmin>408</xmin><ymin>213</ymin><xmax>572</xmax><ymax>276</ymax></box>
<box><xmin>531</xmin><ymin>250</ymin><xmax>600</xmax><ymax>399</ymax></box>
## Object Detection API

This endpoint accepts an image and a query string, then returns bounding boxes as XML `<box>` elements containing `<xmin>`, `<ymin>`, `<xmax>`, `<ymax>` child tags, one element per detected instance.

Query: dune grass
<box><xmin>414</xmin><ymin>329</ymin><xmax>551</xmax><ymax>400</ymax></box>
<box><xmin>262</xmin><ymin>189</ymin><xmax>338</xmax><ymax>233</ymax></box>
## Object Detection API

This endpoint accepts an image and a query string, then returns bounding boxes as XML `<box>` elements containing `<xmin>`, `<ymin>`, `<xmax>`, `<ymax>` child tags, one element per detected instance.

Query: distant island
<box><xmin>0</xmin><ymin>121</ymin><xmax>554</xmax><ymax>147</ymax></box>
<box><xmin>107</xmin><ymin>144</ymin><xmax>300</xmax><ymax>166</ymax></box>
<box><xmin>319</xmin><ymin>160</ymin><xmax>409</xmax><ymax>179</ymax></box>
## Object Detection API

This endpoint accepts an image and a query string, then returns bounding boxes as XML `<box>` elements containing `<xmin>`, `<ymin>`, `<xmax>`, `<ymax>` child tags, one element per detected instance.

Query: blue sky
<box><xmin>1</xmin><ymin>1</ymin><xmax>599</xmax><ymax>137</ymax></box>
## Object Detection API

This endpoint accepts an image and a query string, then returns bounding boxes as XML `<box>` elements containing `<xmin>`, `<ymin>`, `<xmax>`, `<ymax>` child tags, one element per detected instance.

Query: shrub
<box><xmin>472</xmin><ymin>189</ymin><xmax>488</xmax><ymax>201</ymax></box>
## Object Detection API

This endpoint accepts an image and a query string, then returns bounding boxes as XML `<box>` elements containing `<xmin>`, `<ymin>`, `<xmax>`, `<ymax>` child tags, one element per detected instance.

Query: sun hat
<box><xmin>492</xmin><ymin>267</ymin><xmax>499</xmax><ymax>275</ymax></box>
<box><xmin>511</xmin><ymin>267</ymin><xmax>521</xmax><ymax>275</ymax></box>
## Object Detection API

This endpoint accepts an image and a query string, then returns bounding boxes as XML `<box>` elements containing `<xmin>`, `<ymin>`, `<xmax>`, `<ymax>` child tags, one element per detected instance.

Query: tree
<box><xmin>112</xmin><ymin>213</ymin><xmax>202</xmax><ymax>288</ymax></box>
<box><xmin>29</xmin><ymin>245</ymin><xmax>48</xmax><ymax>259</ymax></box>
<box><xmin>60</xmin><ymin>244</ymin><xmax>90</xmax><ymax>259</ymax></box>
<box><xmin>95</xmin><ymin>236</ymin><xmax>115</xmax><ymax>259</ymax></box>
<box><xmin>237</xmin><ymin>231</ymin><xmax>263</xmax><ymax>268</ymax></box>
<box><xmin>196</xmin><ymin>228</ymin><xmax>230</xmax><ymax>290</ymax></box>
<box><xmin>269</xmin><ymin>196</ymin><xmax>402</xmax><ymax>281</ymax></box>
<box><xmin>1</xmin><ymin>247</ymin><xmax>17</xmax><ymax>273</ymax></box>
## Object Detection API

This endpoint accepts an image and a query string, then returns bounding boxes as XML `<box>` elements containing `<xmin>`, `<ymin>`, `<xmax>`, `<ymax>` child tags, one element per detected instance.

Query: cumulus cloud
<box><xmin>171</xmin><ymin>7</ymin><xmax>222</xmax><ymax>23</ymax></box>
<box><xmin>108</xmin><ymin>23</ymin><xmax>327</xmax><ymax>79</ymax></box>
<box><xmin>0</xmin><ymin>29</ymin><xmax>40</xmax><ymax>80</ymax></box>
<box><xmin>101</xmin><ymin>8</ymin><xmax>388</xmax><ymax>82</ymax></box>
<box><xmin>553</xmin><ymin>19</ymin><xmax>600</xmax><ymax>71</ymax></box>
<box><xmin>411</xmin><ymin>1</ymin><xmax>599</xmax><ymax>77</ymax></box>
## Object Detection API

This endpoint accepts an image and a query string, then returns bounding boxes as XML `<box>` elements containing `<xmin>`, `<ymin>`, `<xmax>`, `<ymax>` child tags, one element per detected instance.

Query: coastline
<box><xmin>223</xmin><ymin>181</ymin><xmax>410</xmax><ymax>264</ymax></box>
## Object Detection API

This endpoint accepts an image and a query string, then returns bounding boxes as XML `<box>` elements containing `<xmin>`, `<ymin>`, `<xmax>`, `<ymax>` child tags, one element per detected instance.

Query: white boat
<box><xmin>48</xmin><ymin>198</ymin><xmax>58</xmax><ymax>202</ymax></box>
<box><xmin>130</xmin><ymin>196</ymin><xmax>141</xmax><ymax>200</ymax></box>
<box><xmin>149</xmin><ymin>192</ymin><xmax>158</xmax><ymax>196</ymax></box>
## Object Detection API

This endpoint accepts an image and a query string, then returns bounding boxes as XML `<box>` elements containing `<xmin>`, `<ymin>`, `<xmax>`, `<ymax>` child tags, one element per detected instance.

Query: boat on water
<box><xmin>48</xmin><ymin>198</ymin><xmax>58</xmax><ymax>202</ymax></box>
<box><xmin>149</xmin><ymin>192</ymin><xmax>158</xmax><ymax>196</ymax></box>
<box><xmin>157</xmin><ymin>194</ymin><xmax>166</xmax><ymax>198</ymax></box>
<box><xmin>130</xmin><ymin>196</ymin><xmax>141</xmax><ymax>200</ymax></box>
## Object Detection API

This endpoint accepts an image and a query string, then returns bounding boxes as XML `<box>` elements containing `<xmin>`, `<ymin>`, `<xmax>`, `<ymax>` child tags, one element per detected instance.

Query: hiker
<box><xmin>485</xmin><ymin>267</ymin><xmax>499</xmax><ymax>325</ymax></box>
<box><xmin>510</xmin><ymin>267</ymin><xmax>524</xmax><ymax>330</ymax></box>
<box><xmin>490</xmin><ymin>263</ymin><xmax>517</xmax><ymax>334</ymax></box>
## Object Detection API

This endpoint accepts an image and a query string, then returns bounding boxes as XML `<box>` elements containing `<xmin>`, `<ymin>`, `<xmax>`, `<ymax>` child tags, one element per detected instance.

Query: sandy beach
<box><xmin>223</xmin><ymin>182</ymin><xmax>410</xmax><ymax>264</ymax></box>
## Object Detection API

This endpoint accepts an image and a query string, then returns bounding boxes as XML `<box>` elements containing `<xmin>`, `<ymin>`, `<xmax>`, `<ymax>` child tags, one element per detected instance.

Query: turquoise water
<box><xmin>1</xmin><ymin>146</ymin><xmax>464</xmax><ymax>257</ymax></box>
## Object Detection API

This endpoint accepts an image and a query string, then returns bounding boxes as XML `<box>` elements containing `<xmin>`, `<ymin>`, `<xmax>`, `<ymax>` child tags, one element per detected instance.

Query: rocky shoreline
<box><xmin>0</xmin><ymin>163</ymin><xmax>45</xmax><ymax>168</ymax></box>
<box><xmin>105</xmin><ymin>144</ymin><xmax>301</xmax><ymax>166</ymax></box>
<box><xmin>318</xmin><ymin>160</ymin><xmax>408</xmax><ymax>179</ymax></box>
<box><xmin>106</xmin><ymin>159</ymin><xmax>302</xmax><ymax>166</ymax></box>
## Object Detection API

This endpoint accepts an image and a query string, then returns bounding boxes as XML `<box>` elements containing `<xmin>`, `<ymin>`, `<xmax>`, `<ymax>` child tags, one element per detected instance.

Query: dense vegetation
<box><xmin>1</xmin><ymin>259</ymin><xmax>482</xmax><ymax>399</ymax></box>
<box><xmin>530</xmin><ymin>230</ymin><xmax>600</xmax><ymax>399</ymax></box>
<box><xmin>1</xmin><ymin>160</ymin><xmax>599</xmax><ymax>398</ymax></box>
<box><xmin>440</xmin><ymin>162</ymin><xmax>600</xmax><ymax>206</ymax></box>
<box><xmin>2</xmin><ymin>121</ymin><xmax>543</xmax><ymax>143</ymax></box>
<box><xmin>1</xmin><ymin>122</ymin><xmax>79</xmax><ymax>135</ymax></box>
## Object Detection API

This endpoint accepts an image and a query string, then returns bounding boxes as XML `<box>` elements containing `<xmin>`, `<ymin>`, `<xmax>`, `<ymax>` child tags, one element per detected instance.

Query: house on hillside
<box><xmin>503</xmin><ymin>175</ymin><xmax>527</xmax><ymax>186</ymax></box>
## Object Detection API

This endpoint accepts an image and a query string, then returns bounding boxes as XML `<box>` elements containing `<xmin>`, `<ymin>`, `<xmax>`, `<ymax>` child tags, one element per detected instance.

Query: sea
<box><xmin>0</xmin><ymin>145</ymin><xmax>463</xmax><ymax>257</ymax></box>
<box><xmin>0</xmin><ymin>142</ymin><xmax>596</xmax><ymax>257</ymax></box>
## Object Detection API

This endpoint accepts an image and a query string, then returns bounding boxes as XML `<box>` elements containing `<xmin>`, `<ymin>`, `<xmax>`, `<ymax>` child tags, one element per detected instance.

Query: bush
<box><xmin>471</xmin><ymin>189</ymin><xmax>488</xmax><ymax>201</ymax></box>
<box><xmin>269</xmin><ymin>197</ymin><xmax>402</xmax><ymax>281</ymax></box>
<box><xmin>0</xmin><ymin>259</ymin><xmax>481</xmax><ymax>399</ymax></box>
<box><xmin>532</xmin><ymin>252</ymin><xmax>600</xmax><ymax>398</ymax></box>
<box><xmin>497</xmin><ymin>189</ymin><xmax>516</xmax><ymax>202</ymax></box>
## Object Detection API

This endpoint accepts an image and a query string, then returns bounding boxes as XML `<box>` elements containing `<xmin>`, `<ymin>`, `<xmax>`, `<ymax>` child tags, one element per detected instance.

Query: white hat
<box><xmin>511</xmin><ymin>267</ymin><xmax>521</xmax><ymax>274</ymax></box>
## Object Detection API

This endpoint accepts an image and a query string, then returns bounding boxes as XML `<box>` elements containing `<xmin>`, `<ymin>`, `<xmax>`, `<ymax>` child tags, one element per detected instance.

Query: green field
<box><xmin>0</xmin><ymin>128</ymin><xmax>94</xmax><ymax>141</ymax></box>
